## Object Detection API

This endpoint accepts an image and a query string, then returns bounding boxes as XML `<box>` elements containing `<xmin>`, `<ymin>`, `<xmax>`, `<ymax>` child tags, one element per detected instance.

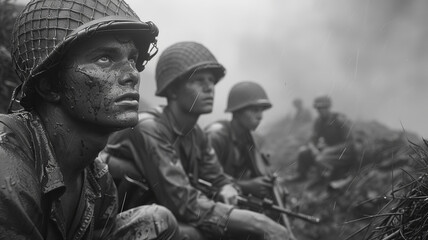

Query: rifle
<box><xmin>195</xmin><ymin>176</ymin><xmax>321</xmax><ymax>224</ymax></box>
<box><xmin>270</xmin><ymin>173</ymin><xmax>320</xmax><ymax>223</ymax></box>
<box><xmin>122</xmin><ymin>173</ymin><xmax>321</xmax><ymax>224</ymax></box>
<box><xmin>237</xmin><ymin>194</ymin><xmax>320</xmax><ymax>224</ymax></box>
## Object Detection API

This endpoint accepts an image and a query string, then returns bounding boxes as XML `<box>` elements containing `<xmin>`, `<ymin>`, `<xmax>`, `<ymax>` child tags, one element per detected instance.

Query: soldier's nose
<box><xmin>119</xmin><ymin>62</ymin><xmax>139</xmax><ymax>87</ymax></box>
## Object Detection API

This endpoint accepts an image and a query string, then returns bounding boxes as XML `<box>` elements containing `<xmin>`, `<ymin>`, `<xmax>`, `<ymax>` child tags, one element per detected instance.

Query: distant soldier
<box><xmin>292</xmin><ymin>98</ymin><xmax>312</xmax><ymax>126</ymax></box>
<box><xmin>0</xmin><ymin>0</ymin><xmax>179</xmax><ymax>239</ymax></box>
<box><xmin>286</xmin><ymin>95</ymin><xmax>356</xmax><ymax>182</ymax></box>
<box><xmin>100</xmin><ymin>42</ymin><xmax>291</xmax><ymax>239</ymax></box>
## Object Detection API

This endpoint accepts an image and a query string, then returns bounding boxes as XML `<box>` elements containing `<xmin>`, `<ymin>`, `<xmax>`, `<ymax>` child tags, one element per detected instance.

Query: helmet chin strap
<box><xmin>7</xmin><ymin>84</ymin><xmax>22</xmax><ymax>114</ymax></box>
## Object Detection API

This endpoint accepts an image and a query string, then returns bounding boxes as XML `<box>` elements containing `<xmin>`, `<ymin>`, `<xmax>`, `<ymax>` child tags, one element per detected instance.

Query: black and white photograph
<box><xmin>1</xmin><ymin>0</ymin><xmax>428</xmax><ymax>239</ymax></box>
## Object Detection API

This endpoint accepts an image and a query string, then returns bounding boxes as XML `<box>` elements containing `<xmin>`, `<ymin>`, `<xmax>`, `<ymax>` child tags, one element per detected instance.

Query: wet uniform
<box><xmin>0</xmin><ymin>111</ymin><xmax>177</xmax><ymax>240</ymax></box>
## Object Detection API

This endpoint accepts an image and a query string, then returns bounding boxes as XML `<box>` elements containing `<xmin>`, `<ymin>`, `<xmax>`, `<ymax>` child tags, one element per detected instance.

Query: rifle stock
<box><xmin>270</xmin><ymin>174</ymin><xmax>298</xmax><ymax>240</ymax></box>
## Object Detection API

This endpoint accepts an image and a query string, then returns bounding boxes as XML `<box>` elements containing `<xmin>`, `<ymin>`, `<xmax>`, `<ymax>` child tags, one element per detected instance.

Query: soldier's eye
<box><xmin>97</xmin><ymin>56</ymin><xmax>111</xmax><ymax>63</ymax></box>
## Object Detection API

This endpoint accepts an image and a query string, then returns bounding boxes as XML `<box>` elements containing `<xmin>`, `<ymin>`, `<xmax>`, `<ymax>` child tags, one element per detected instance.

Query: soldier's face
<box><xmin>59</xmin><ymin>33</ymin><xmax>140</xmax><ymax>131</ymax></box>
<box><xmin>316</xmin><ymin>107</ymin><xmax>330</xmax><ymax>118</ymax></box>
<box><xmin>174</xmin><ymin>69</ymin><xmax>216</xmax><ymax>115</ymax></box>
<box><xmin>235</xmin><ymin>106</ymin><xmax>265</xmax><ymax>131</ymax></box>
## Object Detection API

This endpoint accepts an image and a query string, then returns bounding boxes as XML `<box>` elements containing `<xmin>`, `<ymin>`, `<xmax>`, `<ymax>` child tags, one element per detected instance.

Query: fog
<box><xmin>127</xmin><ymin>0</ymin><xmax>428</xmax><ymax>138</ymax></box>
<box><xmin>17</xmin><ymin>0</ymin><xmax>428</xmax><ymax>137</ymax></box>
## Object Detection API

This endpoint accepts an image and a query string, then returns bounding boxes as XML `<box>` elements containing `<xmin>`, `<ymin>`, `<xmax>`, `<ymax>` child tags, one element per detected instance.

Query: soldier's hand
<box><xmin>238</xmin><ymin>176</ymin><xmax>273</xmax><ymax>198</ymax></box>
<box><xmin>227</xmin><ymin>209</ymin><xmax>294</xmax><ymax>240</ymax></box>
<box><xmin>218</xmin><ymin>184</ymin><xmax>239</xmax><ymax>205</ymax></box>
<box><xmin>308</xmin><ymin>142</ymin><xmax>321</xmax><ymax>155</ymax></box>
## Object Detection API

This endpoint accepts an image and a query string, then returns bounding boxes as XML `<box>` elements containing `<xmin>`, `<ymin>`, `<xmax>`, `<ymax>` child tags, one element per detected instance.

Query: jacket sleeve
<box><xmin>336</xmin><ymin>113</ymin><xmax>353</xmax><ymax>143</ymax></box>
<box><xmin>0</xmin><ymin>136</ymin><xmax>45</xmax><ymax>240</ymax></box>
<box><xmin>106</xmin><ymin>120</ymin><xmax>233</xmax><ymax>238</ymax></box>
<box><xmin>101</xmin><ymin>131</ymin><xmax>143</xmax><ymax>181</ymax></box>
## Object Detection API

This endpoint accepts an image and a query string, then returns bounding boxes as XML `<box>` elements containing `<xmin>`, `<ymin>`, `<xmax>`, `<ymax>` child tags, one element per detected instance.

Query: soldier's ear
<box><xmin>34</xmin><ymin>77</ymin><xmax>61</xmax><ymax>103</ymax></box>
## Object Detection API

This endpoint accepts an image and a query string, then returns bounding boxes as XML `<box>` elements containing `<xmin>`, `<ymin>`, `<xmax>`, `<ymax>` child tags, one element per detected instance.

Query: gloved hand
<box><xmin>238</xmin><ymin>176</ymin><xmax>273</xmax><ymax>198</ymax></box>
<box><xmin>218</xmin><ymin>183</ymin><xmax>239</xmax><ymax>205</ymax></box>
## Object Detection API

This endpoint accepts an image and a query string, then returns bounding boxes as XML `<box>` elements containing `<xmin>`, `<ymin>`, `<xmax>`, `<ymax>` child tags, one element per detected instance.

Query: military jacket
<box><xmin>311</xmin><ymin>112</ymin><xmax>352</xmax><ymax>147</ymax></box>
<box><xmin>0</xmin><ymin>111</ymin><xmax>117</xmax><ymax>240</ymax></box>
<box><xmin>103</xmin><ymin>106</ymin><xmax>233</xmax><ymax>238</ymax></box>
<box><xmin>205</xmin><ymin>120</ymin><xmax>270</xmax><ymax>180</ymax></box>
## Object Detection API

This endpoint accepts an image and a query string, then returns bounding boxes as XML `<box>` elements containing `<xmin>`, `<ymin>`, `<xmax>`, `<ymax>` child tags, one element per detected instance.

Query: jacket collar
<box><xmin>25</xmin><ymin>111</ymin><xmax>65</xmax><ymax>195</ymax></box>
<box><xmin>162</xmin><ymin>106</ymin><xmax>196</xmax><ymax>137</ymax></box>
<box><xmin>30</xmin><ymin>111</ymin><xmax>103</xmax><ymax>198</ymax></box>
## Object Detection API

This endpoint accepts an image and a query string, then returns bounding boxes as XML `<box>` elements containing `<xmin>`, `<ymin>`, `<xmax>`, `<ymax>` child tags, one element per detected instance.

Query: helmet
<box><xmin>155</xmin><ymin>41</ymin><xmax>225</xmax><ymax>97</ymax></box>
<box><xmin>10</xmin><ymin>0</ymin><xmax>159</xmax><ymax>110</ymax></box>
<box><xmin>313</xmin><ymin>95</ymin><xmax>332</xmax><ymax>108</ymax></box>
<box><xmin>225</xmin><ymin>81</ymin><xmax>272</xmax><ymax>112</ymax></box>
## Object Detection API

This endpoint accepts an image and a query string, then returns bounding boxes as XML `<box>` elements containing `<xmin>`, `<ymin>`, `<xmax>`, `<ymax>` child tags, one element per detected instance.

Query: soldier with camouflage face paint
<box><xmin>0</xmin><ymin>0</ymin><xmax>179</xmax><ymax>239</ymax></box>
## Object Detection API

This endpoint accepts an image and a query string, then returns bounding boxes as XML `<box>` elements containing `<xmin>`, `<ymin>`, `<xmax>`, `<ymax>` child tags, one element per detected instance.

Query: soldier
<box><xmin>292</xmin><ymin>98</ymin><xmax>312</xmax><ymax>126</ymax></box>
<box><xmin>0</xmin><ymin>0</ymin><xmax>179</xmax><ymax>239</ymax></box>
<box><xmin>286</xmin><ymin>95</ymin><xmax>357</xmax><ymax>182</ymax></box>
<box><xmin>205</xmin><ymin>81</ymin><xmax>275</xmax><ymax>199</ymax></box>
<box><xmin>101</xmin><ymin>42</ymin><xmax>291</xmax><ymax>239</ymax></box>
<box><xmin>204</xmin><ymin>82</ymin><xmax>297</xmax><ymax>239</ymax></box>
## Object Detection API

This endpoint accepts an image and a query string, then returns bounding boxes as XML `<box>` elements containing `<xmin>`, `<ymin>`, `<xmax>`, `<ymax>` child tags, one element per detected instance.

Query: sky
<box><xmin>16</xmin><ymin>0</ymin><xmax>428</xmax><ymax>138</ymax></box>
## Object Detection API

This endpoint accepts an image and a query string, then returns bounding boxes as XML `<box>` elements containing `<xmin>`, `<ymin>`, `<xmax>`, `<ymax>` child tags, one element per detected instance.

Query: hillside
<box><xmin>258</xmin><ymin>114</ymin><xmax>422</xmax><ymax>240</ymax></box>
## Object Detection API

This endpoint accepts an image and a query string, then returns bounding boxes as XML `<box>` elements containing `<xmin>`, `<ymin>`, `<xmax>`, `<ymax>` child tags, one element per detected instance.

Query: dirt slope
<box><xmin>258</xmin><ymin>116</ymin><xmax>421</xmax><ymax>240</ymax></box>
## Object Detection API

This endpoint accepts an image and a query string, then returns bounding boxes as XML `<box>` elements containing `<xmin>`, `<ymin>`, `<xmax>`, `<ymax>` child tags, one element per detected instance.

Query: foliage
<box><xmin>359</xmin><ymin>140</ymin><xmax>428</xmax><ymax>240</ymax></box>
<box><xmin>0</xmin><ymin>0</ymin><xmax>22</xmax><ymax>113</ymax></box>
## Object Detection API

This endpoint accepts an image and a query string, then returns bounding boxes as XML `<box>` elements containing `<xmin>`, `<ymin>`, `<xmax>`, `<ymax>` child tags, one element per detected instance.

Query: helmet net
<box><xmin>9</xmin><ymin>0</ymin><xmax>158</xmax><ymax>111</ymax></box>
<box><xmin>12</xmin><ymin>0</ymin><xmax>142</xmax><ymax>82</ymax></box>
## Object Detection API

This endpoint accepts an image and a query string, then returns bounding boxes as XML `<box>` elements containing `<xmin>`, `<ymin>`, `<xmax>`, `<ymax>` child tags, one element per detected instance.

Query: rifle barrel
<box><xmin>270</xmin><ymin>205</ymin><xmax>321</xmax><ymax>224</ymax></box>
<box><xmin>237</xmin><ymin>196</ymin><xmax>320</xmax><ymax>224</ymax></box>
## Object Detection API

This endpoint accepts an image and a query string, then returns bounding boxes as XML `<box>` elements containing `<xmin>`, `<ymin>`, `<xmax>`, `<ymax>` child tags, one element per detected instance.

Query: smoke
<box><xmin>222</xmin><ymin>0</ymin><xmax>428</xmax><ymax>138</ymax></box>
<box><xmin>15</xmin><ymin>0</ymin><xmax>428</xmax><ymax>137</ymax></box>
<box><xmin>132</xmin><ymin>0</ymin><xmax>428</xmax><ymax>137</ymax></box>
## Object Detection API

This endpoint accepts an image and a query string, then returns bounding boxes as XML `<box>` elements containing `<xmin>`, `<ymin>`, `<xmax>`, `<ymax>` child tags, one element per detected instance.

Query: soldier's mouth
<box><xmin>115</xmin><ymin>92</ymin><xmax>140</xmax><ymax>106</ymax></box>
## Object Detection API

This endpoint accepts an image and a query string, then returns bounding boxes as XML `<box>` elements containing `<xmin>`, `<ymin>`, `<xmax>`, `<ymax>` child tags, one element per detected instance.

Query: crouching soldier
<box><xmin>0</xmin><ymin>0</ymin><xmax>179</xmax><ymax>239</ymax></box>
<box><xmin>286</xmin><ymin>95</ymin><xmax>357</xmax><ymax>183</ymax></box>
<box><xmin>101</xmin><ymin>42</ymin><xmax>292</xmax><ymax>239</ymax></box>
